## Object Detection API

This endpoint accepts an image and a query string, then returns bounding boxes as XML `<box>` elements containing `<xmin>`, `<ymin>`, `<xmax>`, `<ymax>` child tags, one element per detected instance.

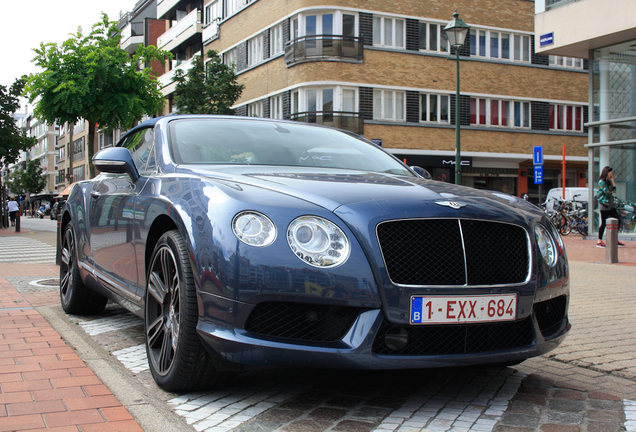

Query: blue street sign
<box><xmin>540</xmin><ymin>32</ymin><xmax>554</xmax><ymax>48</ymax></box>
<box><xmin>371</xmin><ymin>139</ymin><xmax>382</xmax><ymax>147</ymax></box>
<box><xmin>533</xmin><ymin>146</ymin><xmax>543</xmax><ymax>165</ymax></box>
<box><xmin>534</xmin><ymin>165</ymin><xmax>544</xmax><ymax>185</ymax></box>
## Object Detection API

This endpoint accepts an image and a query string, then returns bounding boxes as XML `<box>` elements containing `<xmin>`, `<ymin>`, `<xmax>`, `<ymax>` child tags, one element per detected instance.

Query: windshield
<box><xmin>168</xmin><ymin>118</ymin><xmax>414</xmax><ymax>176</ymax></box>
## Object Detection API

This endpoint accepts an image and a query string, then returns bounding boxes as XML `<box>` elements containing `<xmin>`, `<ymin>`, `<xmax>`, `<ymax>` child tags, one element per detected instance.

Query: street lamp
<box><xmin>444</xmin><ymin>10</ymin><xmax>470</xmax><ymax>185</ymax></box>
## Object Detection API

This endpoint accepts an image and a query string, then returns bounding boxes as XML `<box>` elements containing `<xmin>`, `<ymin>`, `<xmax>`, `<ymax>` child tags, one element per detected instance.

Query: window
<box><xmin>122</xmin><ymin>128</ymin><xmax>155</xmax><ymax>172</ymax></box>
<box><xmin>73</xmin><ymin>136</ymin><xmax>85</xmax><ymax>161</ymax></box>
<box><xmin>248</xmin><ymin>35</ymin><xmax>263</xmax><ymax>66</ymax></box>
<box><xmin>550</xmin><ymin>104</ymin><xmax>584</xmax><ymax>131</ymax></box>
<box><xmin>270</xmin><ymin>24</ymin><xmax>283</xmax><ymax>56</ymax></box>
<box><xmin>73</xmin><ymin>165</ymin><xmax>85</xmax><ymax>183</ymax></box>
<box><xmin>225</xmin><ymin>0</ymin><xmax>255</xmax><ymax>17</ymax></box>
<box><xmin>420</xmin><ymin>94</ymin><xmax>450</xmax><ymax>123</ymax></box>
<box><xmin>471</xmin><ymin>97</ymin><xmax>530</xmax><ymax>128</ymax></box>
<box><xmin>373</xmin><ymin>16</ymin><xmax>405</xmax><ymax>49</ymax></box>
<box><xmin>270</xmin><ymin>95</ymin><xmax>283</xmax><ymax>119</ymax></box>
<box><xmin>470</xmin><ymin>29</ymin><xmax>530</xmax><ymax>62</ymax></box>
<box><xmin>248</xmin><ymin>101</ymin><xmax>263</xmax><ymax>117</ymax></box>
<box><xmin>204</xmin><ymin>0</ymin><xmax>221</xmax><ymax>25</ymax></box>
<box><xmin>549</xmin><ymin>55</ymin><xmax>583</xmax><ymax>69</ymax></box>
<box><xmin>373</xmin><ymin>90</ymin><xmax>405</xmax><ymax>121</ymax></box>
<box><xmin>420</xmin><ymin>22</ymin><xmax>449</xmax><ymax>53</ymax></box>
<box><xmin>224</xmin><ymin>48</ymin><xmax>237</xmax><ymax>70</ymax></box>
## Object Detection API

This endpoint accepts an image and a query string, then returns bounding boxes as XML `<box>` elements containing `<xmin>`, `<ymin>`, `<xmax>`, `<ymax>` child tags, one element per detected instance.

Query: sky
<box><xmin>2</xmin><ymin>0</ymin><xmax>139</xmax><ymax>111</ymax></box>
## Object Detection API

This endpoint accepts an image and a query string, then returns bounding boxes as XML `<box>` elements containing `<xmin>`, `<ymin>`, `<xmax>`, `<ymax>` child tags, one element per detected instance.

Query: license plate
<box><xmin>410</xmin><ymin>294</ymin><xmax>517</xmax><ymax>324</ymax></box>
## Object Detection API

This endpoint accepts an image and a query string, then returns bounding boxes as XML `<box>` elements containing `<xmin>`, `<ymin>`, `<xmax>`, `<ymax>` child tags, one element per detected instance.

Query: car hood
<box><xmin>180</xmin><ymin>166</ymin><xmax>538</xmax><ymax>221</ymax></box>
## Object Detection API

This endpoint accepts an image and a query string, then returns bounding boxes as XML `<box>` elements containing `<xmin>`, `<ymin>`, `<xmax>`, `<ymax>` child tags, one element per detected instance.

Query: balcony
<box><xmin>289</xmin><ymin>111</ymin><xmax>364</xmax><ymax>135</ymax></box>
<box><xmin>285</xmin><ymin>36</ymin><xmax>363</xmax><ymax>66</ymax></box>
<box><xmin>158</xmin><ymin>51</ymin><xmax>200</xmax><ymax>95</ymax></box>
<box><xmin>120</xmin><ymin>22</ymin><xmax>145</xmax><ymax>54</ymax></box>
<box><xmin>158</xmin><ymin>8</ymin><xmax>202</xmax><ymax>52</ymax></box>
<box><xmin>157</xmin><ymin>0</ymin><xmax>180</xmax><ymax>20</ymax></box>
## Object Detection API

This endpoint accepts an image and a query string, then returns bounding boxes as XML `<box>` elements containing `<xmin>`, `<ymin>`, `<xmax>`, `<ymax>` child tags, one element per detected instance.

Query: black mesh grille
<box><xmin>244</xmin><ymin>302</ymin><xmax>361</xmax><ymax>342</ymax></box>
<box><xmin>372</xmin><ymin>318</ymin><xmax>534</xmax><ymax>356</ymax></box>
<box><xmin>534</xmin><ymin>295</ymin><xmax>567</xmax><ymax>333</ymax></box>
<box><xmin>377</xmin><ymin>219</ymin><xmax>529</xmax><ymax>286</ymax></box>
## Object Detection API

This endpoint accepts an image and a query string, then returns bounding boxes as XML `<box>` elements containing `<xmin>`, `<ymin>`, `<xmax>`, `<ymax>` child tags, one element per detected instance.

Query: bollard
<box><xmin>15</xmin><ymin>213</ymin><xmax>20</xmax><ymax>233</ymax></box>
<box><xmin>56</xmin><ymin>214</ymin><xmax>62</xmax><ymax>266</ymax></box>
<box><xmin>606</xmin><ymin>217</ymin><xmax>619</xmax><ymax>263</ymax></box>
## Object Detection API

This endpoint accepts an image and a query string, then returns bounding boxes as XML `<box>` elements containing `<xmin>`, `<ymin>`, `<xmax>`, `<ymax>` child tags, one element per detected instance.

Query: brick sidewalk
<box><xmin>0</xmin><ymin>278</ymin><xmax>144</xmax><ymax>432</ymax></box>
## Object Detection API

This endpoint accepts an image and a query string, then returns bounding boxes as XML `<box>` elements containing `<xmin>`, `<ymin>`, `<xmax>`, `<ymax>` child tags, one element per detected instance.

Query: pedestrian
<box><xmin>596</xmin><ymin>166</ymin><xmax>625</xmax><ymax>248</ymax></box>
<box><xmin>7</xmin><ymin>197</ymin><xmax>20</xmax><ymax>227</ymax></box>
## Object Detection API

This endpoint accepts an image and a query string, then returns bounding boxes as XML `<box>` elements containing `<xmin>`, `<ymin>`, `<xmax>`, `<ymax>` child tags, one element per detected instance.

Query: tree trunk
<box><xmin>68</xmin><ymin>122</ymin><xmax>74</xmax><ymax>185</ymax></box>
<box><xmin>88</xmin><ymin>122</ymin><xmax>96</xmax><ymax>179</ymax></box>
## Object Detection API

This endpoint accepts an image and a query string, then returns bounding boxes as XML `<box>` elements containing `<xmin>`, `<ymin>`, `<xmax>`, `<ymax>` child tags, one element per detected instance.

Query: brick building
<box><xmin>156</xmin><ymin>0</ymin><xmax>589</xmax><ymax>199</ymax></box>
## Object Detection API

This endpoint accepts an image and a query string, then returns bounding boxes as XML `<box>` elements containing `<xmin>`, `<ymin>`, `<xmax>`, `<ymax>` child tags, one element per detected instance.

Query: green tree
<box><xmin>25</xmin><ymin>13</ymin><xmax>170</xmax><ymax>178</ymax></box>
<box><xmin>173</xmin><ymin>50</ymin><xmax>244</xmax><ymax>114</ymax></box>
<box><xmin>0</xmin><ymin>77</ymin><xmax>37</xmax><ymax>227</ymax></box>
<box><xmin>5</xmin><ymin>168</ymin><xmax>26</xmax><ymax>196</ymax></box>
<box><xmin>22</xmin><ymin>159</ymin><xmax>47</xmax><ymax>196</ymax></box>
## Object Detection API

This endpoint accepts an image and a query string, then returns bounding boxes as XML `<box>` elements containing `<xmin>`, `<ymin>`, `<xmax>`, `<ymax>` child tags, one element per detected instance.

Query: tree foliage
<box><xmin>22</xmin><ymin>160</ymin><xmax>47</xmax><ymax>195</ymax></box>
<box><xmin>173</xmin><ymin>50</ymin><xmax>244</xmax><ymax>114</ymax></box>
<box><xmin>25</xmin><ymin>14</ymin><xmax>170</xmax><ymax>177</ymax></box>
<box><xmin>0</xmin><ymin>77</ymin><xmax>37</xmax><ymax>168</ymax></box>
<box><xmin>6</xmin><ymin>160</ymin><xmax>46</xmax><ymax>196</ymax></box>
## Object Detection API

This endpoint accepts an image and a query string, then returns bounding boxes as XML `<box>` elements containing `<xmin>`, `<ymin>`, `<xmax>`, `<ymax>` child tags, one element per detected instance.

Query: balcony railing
<box><xmin>158</xmin><ymin>9</ymin><xmax>202</xmax><ymax>50</ymax></box>
<box><xmin>285</xmin><ymin>36</ymin><xmax>363</xmax><ymax>66</ymax></box>
<box><xmin>546</xmin><ymin>0</ymin><xmax>579</xmax><ymax>11</ymax></box>
<box><xmin>289</xmin><ymin>111</ymin><xmax>364</xmax><ymax>135</ymax></box>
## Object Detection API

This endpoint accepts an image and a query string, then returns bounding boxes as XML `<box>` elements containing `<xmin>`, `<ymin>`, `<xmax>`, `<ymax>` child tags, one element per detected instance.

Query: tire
<box><xmin>145</xmin><ymin>230</ymin><xmax>224</xmax><ymax>392</ymax></box>
<box><xmin>60</xmin><ymin>222</ymin><xmax>108</xmax><ymax>315</ymax></box>
<box><xmin>559</xmin><ymin>216</ymin><xmax>571</xmax><ymax>236</ymax></box>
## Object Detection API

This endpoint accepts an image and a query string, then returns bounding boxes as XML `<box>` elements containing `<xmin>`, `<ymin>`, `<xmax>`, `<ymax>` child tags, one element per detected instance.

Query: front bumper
<box><xmin>196</xmin><ymin>293</ymin><xmax>570</xmax><ymax>370</ymax></box>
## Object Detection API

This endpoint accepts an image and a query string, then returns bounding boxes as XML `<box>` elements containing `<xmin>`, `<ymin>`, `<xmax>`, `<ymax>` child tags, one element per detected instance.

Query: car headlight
<box><xmin>535</xmin><ymin>224</ymin><xmax>557</xmax><ymax>267</ymax></box>
<box><xmin>287</xmin><ymin>216</ymin><xmax>350</xmax><ymax>267</ymax></box>
<box><xmin>232</xmin><ymin>211</ymin><xmax>276</xmax><ymax>247</ymax></box>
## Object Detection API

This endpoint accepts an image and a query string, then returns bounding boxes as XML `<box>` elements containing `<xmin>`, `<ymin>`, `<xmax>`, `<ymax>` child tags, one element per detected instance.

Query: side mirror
<box><xmin>410</xmin><ymin>166</ymin><xmax>432</xmax><ymax>179</ymax></box>
<box><xmin>93</xmin><ymin>147</ymin><xmax>139</xmax><ymax>182</ymax></box>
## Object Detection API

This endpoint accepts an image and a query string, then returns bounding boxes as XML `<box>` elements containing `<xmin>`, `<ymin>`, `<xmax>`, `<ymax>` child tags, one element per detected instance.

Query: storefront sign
<box><xmin>540</xmin><ymin>32</ymin><xmax>554</xmax><ymax>48</ymax></box>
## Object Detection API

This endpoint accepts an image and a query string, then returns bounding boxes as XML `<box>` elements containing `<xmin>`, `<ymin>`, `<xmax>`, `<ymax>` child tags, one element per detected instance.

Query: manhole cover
<box><xmin>29</xmin><ymin>278</ymin><xmax>60</xmax><ymax>287</ymax></box>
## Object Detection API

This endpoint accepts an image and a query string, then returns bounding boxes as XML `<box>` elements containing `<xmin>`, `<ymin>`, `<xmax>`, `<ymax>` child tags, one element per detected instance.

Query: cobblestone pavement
<box><xmin>2</xmin><ymin>229</ymin><xmax>636</xmax><ymax>432</ymax></box>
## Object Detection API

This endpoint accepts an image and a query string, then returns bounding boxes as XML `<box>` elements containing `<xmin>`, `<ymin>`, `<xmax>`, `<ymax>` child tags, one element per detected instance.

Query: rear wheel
<box><xmin>60</xmin><ymin>222</ymin><xmax>108</xmax><ymax>315</ymax></box>
<box><xmin>145</xmin><ymin>230</ymin><xmax>224</xmax><ymax>392</ymax></box>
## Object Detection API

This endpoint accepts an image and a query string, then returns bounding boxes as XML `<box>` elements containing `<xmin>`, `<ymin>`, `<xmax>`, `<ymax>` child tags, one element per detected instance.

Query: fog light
<box><xmin>384</xmin><ymin>328</ymin><xmax>408</xmax><ymax>351</ymax></box>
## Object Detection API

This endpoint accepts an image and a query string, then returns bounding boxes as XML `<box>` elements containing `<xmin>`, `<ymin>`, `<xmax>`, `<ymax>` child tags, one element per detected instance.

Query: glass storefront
<box><xmin>589</xmin><ymin>44</ymin><xmax>636</xmax><ymax>237</ymax></box>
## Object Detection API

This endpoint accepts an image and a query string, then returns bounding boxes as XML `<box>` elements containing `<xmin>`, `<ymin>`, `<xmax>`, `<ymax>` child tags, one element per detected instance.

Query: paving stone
<box><xmin>553</xmin><ymin>389</ymin><xmax>586</xmax><ymax>400</ymax></box>
<box><xmin>539</xmin><ymin>424</ymin><xmax>580</xmax><ymax>432</ymax></box>
<box><xmin>586</xmin><ymin>421</ymin><xmax>624</xmax><ymax>432</ymax></box>
<box><xmin>280</xmin><ymin>419</ymin><xmax>331</xmax><ymax>432</ymax></box>
<box><xmin>588</xmin><ymin>391</ymin><xmax>621</xmax><ymax>401</ymax></box>
<box><xmin>332</xmin><ymin>419</ymin><xmax>376</xmax><ymax>431</ymax></box>
<box><xmin>586</xmin><ymin>409</ymin><xmax>625</xmax><ymax>422</ymax></box>
<box><xmin>547</xmin><ymin>399</ymin><xmax>585</xmax><ymax>413</ymax></box>
<box><xmin>350</xmin><ymin>406</ymin><xmax>393</xmax><ymax>422</ymax></box>
<box><xmin>545</xmin><ymin>411</ymin><xmax>583</xmax><ymax>424</ymax></box>
<box><xmin>498</xmin><ymin>413</ymin><xmax>540</xmax><ymax>428</ymax></box>
<box><xmin>308</xmin><ymin>407</ymin><xmax>347</xmax><ymax>422</ymax></box>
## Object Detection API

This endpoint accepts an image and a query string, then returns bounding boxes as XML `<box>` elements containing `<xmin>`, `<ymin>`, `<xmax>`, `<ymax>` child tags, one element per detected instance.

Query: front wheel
<box><xmin>60</xmin><ymin>222</ymin><xmax>107</xmax><ymax>315</ymax></box>
<box><xmin>145</xmin><ymin>230</ymin><xmax>224</xmax><ymax>392</ymax></box>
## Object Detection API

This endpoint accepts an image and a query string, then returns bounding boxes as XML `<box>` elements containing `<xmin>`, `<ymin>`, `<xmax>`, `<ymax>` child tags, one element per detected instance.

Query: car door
<box><xmin>89</xmin><ymin>128</ymin><xmax>154</xmax><ymax>304</ymax></box>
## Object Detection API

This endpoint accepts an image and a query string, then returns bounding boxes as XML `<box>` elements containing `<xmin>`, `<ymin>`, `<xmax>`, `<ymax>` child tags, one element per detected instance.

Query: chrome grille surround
<box><xmin>376</xmin><ymin>219</ymin><xmax>532</xmax><ymax>287</ymax></box>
